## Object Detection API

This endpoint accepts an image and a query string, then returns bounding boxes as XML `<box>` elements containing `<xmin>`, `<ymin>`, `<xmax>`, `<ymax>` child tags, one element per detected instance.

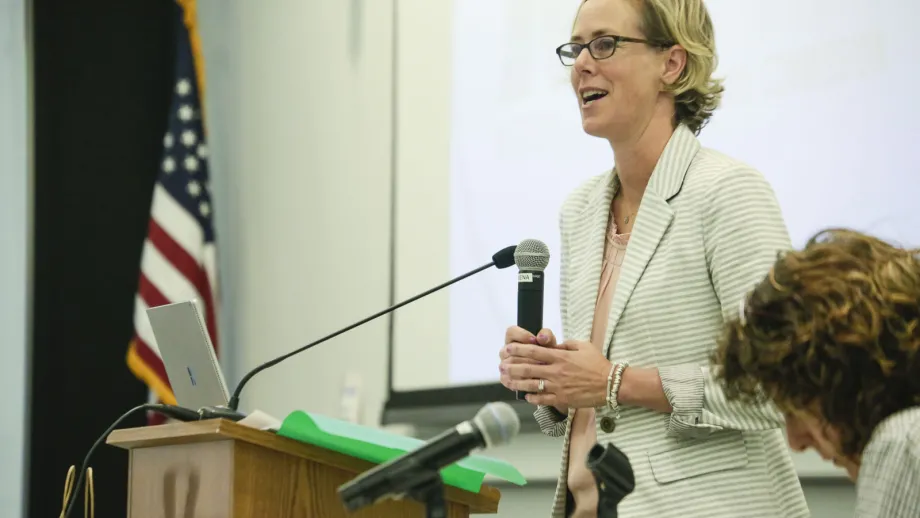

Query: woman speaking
<box><xmin>498</xmin><ymin>0</ymin><xmax>809</xmax><ymax>517</ymax></box>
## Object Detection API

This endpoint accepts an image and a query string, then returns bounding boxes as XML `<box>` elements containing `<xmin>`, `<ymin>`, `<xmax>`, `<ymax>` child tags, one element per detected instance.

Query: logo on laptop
<box><xmin>187</xmin><ymin>366</ymin><xmax>197</xmax><ymax>386</ymax></box>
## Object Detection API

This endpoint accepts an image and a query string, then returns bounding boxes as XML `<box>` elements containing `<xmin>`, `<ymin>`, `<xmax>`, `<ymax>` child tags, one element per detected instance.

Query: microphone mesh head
<box><xmin>473</xmin><ymin>402</ymin><xmax>521</xmax><ymax>448</ymax></box>
<box><xmin>514</xmin><ymin>239</ymin><xmax>550</xmax><ymax>271</ymax></box>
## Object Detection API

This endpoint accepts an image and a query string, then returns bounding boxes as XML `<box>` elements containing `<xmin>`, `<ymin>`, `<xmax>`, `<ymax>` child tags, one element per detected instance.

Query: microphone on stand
<box><xmin>586</xmin><ymin>442</ymin><xmax>635</xmax><ymax>518</ymax></box>
<box><xmin>338</xmin><ymin>402</ymin><xmax>521</xmax><ymax>517</ymax></box>
<box><xmin>221</xmin><ymin>243</ymin><xmax>518</xmax><ymax>414</ymax></box>
<box><xmin>513</xmin><ymin>239</ymin><xmax>550</xmax><ymax>400</ymax></box>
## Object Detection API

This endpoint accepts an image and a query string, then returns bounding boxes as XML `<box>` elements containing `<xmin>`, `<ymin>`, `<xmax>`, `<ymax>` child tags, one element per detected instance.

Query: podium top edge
<box><xmin>105</xmin><ymin>418</ymin><xmax>502</xmax><ymax>511</ymax></box>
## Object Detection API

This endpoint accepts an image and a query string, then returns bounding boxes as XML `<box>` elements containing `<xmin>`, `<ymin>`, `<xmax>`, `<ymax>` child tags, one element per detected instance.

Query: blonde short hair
<box><xmin>636</xmin><ymin>0</ymin><xmax>724</xmax><ymax>134</ymax></box>
<box><xmin>578</xmin><ymin>0</ymin><xmax>724</xmax><ymax>134</ymax></box>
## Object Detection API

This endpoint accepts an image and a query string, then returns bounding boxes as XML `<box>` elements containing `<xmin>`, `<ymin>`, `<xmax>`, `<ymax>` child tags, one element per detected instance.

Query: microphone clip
<box><xmin>198</xmin><ymin>405</ymin><xmax>247</xmax><ymax>422</ymax></box>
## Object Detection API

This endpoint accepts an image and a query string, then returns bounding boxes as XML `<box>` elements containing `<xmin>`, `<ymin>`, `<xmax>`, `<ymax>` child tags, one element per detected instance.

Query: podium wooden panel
<box><xmin>107</xmin><ymin>418</ymin><xmax>501</xmax><ymax>517</ymax></box>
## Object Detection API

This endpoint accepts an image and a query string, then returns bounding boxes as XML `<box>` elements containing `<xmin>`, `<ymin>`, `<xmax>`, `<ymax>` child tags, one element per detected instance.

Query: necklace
<box><xmin>613</xmin><ymin>185</ymin><xmax>637</xmax><ymax>227</ymax></box>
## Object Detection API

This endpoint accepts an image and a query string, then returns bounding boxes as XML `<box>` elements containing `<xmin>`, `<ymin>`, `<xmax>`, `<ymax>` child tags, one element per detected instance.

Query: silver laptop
<box><xmin>145</xmin><ymin>300</ymin><xmax>230</xmax><ymax>411</ymax></box>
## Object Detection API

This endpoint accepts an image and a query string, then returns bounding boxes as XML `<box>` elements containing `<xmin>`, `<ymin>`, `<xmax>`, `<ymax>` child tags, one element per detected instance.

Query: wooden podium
<box><xmin>107</xmin><ymin>418</ymin><xmax>501</xmax><ymax>517</ymax></box>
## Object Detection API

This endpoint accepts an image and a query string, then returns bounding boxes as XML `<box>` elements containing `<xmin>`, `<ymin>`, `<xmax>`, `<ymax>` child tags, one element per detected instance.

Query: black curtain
<box><xmin>31</xmin><ymin>1</ymin><xmax>177</xmax><ymax>516</ymax></box>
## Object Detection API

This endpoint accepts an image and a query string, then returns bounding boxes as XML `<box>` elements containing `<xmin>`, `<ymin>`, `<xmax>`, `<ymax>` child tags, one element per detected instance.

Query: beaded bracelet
<box><xmin>601</xmin><ymin>363</ymin><xmax>616</xmax><ymax>410</ymax></box>
<box><xmin>605</xmin><ymin>360</ymin><xmax>630</xmax><ymax>418</ymax></box>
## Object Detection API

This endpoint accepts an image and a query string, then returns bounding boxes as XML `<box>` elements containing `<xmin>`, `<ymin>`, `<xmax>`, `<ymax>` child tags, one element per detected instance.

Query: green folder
<box><xmin>277</xmin><ymin>410</ymin><xmax>527</xmax><ymax>493</ymax></box>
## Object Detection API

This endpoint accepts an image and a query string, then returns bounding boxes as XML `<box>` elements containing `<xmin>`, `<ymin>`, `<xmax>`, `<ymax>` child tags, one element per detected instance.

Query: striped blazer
<box><xmin>534</xmin><ymin>125</ymin><xmax>810</xmax><ymax>517</ymax></box>
<box><xmin>855</xmin><ymin>406</ymin><xmax>920</xmax><ymax>517</ymax></box>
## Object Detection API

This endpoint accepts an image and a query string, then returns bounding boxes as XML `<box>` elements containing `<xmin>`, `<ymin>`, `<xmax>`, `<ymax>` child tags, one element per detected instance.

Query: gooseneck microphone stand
<box><xmin>222</xmin><ymin>244</ymin><xmax>517</xmax><ymax>415</ymax></box>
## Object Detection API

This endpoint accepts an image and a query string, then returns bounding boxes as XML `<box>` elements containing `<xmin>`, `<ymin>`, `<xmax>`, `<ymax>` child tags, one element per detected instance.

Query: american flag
<box><xmin>126</xmin><ymin>0</ymin><xmax>219</xmax><ymax>425</ymax></box>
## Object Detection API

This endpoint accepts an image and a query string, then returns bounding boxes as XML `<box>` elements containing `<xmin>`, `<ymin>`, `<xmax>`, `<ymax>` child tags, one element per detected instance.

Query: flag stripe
<box><xmin>150</xmin><ymin>183</ymin><xmax>205</xmax><ymax>262</ymax></box>
<box><xmin>133</xmin><ymin>295</ymin><xmax>159</xmax><ymax>356</ymax></box>
<box><xmin>139</xmin><ymin>272</ymin><xmax>169</xmax><ymax>309</ymax></box>
<box><xmin>202</xmin><ymin>243</ymin><xmax>218</xmax><ymax>304</ymax></box>
<box><xmin>147</xmin><ymin>218</ymin><xmax>217</xmax><ymax>347</ymax></box>
<box><xmin>127</xmin><ymin>338</ymin><xmax>176</xmax><ymax>405</ymax></box>
<box><xmin>141</xmin><ymin>240</ymin><xmax>203</xmax><ymax>306</ymax></box>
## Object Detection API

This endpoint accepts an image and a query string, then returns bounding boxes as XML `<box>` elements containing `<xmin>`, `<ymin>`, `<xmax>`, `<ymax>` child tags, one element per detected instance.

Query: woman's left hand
<box><xmin>501</xmin><ymin>340</ymin><xmax>611</xmax><ymax>409</ymax></box>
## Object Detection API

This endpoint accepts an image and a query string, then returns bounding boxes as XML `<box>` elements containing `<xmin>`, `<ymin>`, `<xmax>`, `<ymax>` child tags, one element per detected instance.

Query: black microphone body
<box><xmin>338</xmin><ymin>422</ymin><xmax>485</xmax><ymax>511</ymax></box>
<box><xmin>338</xmin><ymin>402</ymin><xmax>521</xmax><ymax>516</ymax></box>
<box><xmin>514</xmin><ymin>239</ymin><xmax>550</xmax><ymax>400</ymax></box>
<box><xmin>338</xmin><ymin>401</ymin><xmax>519</xmax><ymax>513</ymax></box>
<box><xmin>517</xmin><ymin>270</ymin><xmax>544</xmax><ymax>336</ymax></box>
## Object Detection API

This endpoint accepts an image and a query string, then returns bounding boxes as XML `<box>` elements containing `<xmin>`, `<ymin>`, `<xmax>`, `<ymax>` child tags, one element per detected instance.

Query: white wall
<box><xmin>195</xmin><ymin>0</ymin><xmax>856</xmax><ymax>515</ymax></box>
<box><xmin>0</xmin><ymin>0</ymin><xmax>29</xmax><ymax>516</ymax></box>
<box><xmin>196</xmin><ymin>0</ymin><xmax>395</xmax><ymax>427</ymax></box>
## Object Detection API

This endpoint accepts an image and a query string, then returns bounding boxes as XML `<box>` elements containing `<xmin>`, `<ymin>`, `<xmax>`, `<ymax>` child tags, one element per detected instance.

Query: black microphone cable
<box><xmin>61</xmin><ymin>403</ymin><xmax>200</xmax><ymax>518</ymax></box>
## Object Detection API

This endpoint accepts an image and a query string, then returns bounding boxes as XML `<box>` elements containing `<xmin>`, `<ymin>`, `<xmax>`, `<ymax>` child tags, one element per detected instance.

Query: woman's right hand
<box><xmin>499</xmin><ymin>326</ymin><xmax>569</xmax><ymax>415</ymax></box>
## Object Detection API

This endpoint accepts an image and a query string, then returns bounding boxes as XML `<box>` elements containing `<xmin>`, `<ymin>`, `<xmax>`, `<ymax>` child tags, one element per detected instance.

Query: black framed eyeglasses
<box><xmin>555</xmin><ymin>35</ymin><xmax>673</xmax><ymax>66</ymax></box>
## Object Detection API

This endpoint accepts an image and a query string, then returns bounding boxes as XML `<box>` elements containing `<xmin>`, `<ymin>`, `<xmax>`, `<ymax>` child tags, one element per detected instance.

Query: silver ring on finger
<box><xmin>538</xmin><ymin>379</ymin><xmax>545</xmax><ymax>393</ymax></box>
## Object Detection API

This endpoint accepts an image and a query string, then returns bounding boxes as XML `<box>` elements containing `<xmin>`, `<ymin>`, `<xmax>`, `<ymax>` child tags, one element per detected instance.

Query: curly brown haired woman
<box><xmin>713</xmin><ymin>228</ymin><xmax>920</xmax><ymax>518</ymax></box>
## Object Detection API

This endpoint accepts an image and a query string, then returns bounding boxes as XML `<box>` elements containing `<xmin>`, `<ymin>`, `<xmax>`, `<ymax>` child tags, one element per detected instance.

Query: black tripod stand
<box><xmin>338</xmin><ymin>459</ymin><xmax>449</xmax><ymax>518</ymax></box>
<box><xmin>404</xmin><ymin>469</ymin><xmax>448</xmax><ymax>518</ymax></box>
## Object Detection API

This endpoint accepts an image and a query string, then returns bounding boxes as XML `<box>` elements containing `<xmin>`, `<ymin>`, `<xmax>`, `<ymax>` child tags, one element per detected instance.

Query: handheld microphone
<box><xmin>586</xmin><ymin>443</ymin><xmax>635</xmax><ymax>518</ymax></box>
<box><xmin>338</xmin><ymin>402</ymin><xmax>521</xmax><ymax>513</ymax></box>
<box><xmin>225</xmin><ymin>245</ymin><xmax>518</xmax><ymax>412</ymax></box>
<box><xmin>514</xmin><ymin>238</ymin><xmax>550</xmax><ymax>400</ymax></box>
